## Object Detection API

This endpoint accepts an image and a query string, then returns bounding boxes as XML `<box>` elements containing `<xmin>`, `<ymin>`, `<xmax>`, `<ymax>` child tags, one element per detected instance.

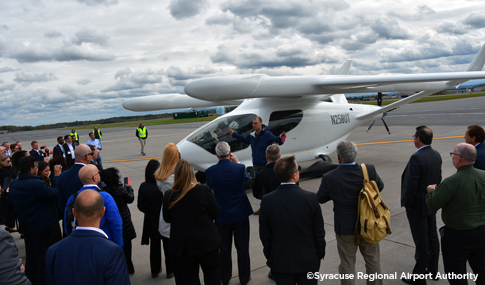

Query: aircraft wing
<box><xmin>122</xmin><ymin>94</ymin><xmax>242</xmax><ymax>112</ymax></box>
<box><xmin>185</xmin><ymin>44</ymin><xmax>485</xmax><ymax>101</ymax></box>
<box><xmin>184</xmin><ymin>71</ymin><xmax>485</xmax><ymax>101</ymax></box>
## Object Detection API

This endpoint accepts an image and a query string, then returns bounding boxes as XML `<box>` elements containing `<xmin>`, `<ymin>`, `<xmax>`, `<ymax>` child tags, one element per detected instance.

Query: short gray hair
<box><xmin>457</xmin><ymin>143</ymin><xmax>476</xmax><ymax>163</ymax></box>
<box><xmin>266</xmin><ymin>144</ymin><xmax>280</xmax><ymax>162</ymax></box>
<box><xmin>336</xmin><ymin>140</ymin><xmax>357</xmax><ymax>163</ymax></box>
<box><xmin>215</xmin><ymin>142</ymin><xmax>231</xmax><ymax>158</ymax></box>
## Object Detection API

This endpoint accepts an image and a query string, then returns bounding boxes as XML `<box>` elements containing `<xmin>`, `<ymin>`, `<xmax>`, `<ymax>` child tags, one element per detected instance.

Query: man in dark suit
<box><xmin>58</xmin><ymin>145</ymin><xmax>92</xmax><ymax>216</ymax></box>
<box><xmin>7</xmin><ymin>156</ymin><xmax>62</xmax><ymax>285</ymax></box>
<box><xmin>29</xmin><ymin>141</ymin><xmax>49</xmax><ymax>161</ymax></box>
<box><xmin>206</xmin><ymin>142</ymin><xmax>253</xmax><ymax>285</ymax></box>
<box><xmin>52</xmin><ymin>136</ymin><xmax>65</xmax><ymax>158</ymax></box>
<box><xmin>464</xmin><ymin>124</ymin><xmax>485</xmax><ymax>170</ymax></box>
<box><xmin>45</xmin><ymin>189</ymin><xmax>130</xmax><ymax>285</ymax></box>
<box><xmin>253</xmin><ymin>144</ymin><xmax>281</xmax><ymax>215</ymax></box>
<box><xmin>260</xmin><ymin>155</ymin><xmax>326</xmax><ymax>284</ymax></box>
<box><xmin>318</xmin><ymin>140</ymin><xmax>383</xmax><ymax>285</ymax></box>
<box><xmin>62</xmin><ymin>135</ymin><xmax>76</xmax><ymax>169</ymax></box>
<box><xmin>401</xmin><ymin>126</ymin><xmax>442</xmax><ymax>284</ymax></box>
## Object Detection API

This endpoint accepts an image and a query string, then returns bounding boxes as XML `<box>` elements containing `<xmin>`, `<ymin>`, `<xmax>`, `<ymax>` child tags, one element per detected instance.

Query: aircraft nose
<box><xmin>177</xmin><ymin>139</ymin><xmax>215</xmax><ymax>171</ymax></box>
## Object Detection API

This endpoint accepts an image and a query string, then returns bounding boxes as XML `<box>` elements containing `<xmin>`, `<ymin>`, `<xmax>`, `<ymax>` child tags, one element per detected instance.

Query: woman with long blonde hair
<box><xmin>162</xmin><ymin>160</ymin><xmax>220</xmax><ymax>285</ymax></box>
<box><xmin>155</xmin><ymin>143</ymin><xmax>180</xmax><ymax>280</ymax></box>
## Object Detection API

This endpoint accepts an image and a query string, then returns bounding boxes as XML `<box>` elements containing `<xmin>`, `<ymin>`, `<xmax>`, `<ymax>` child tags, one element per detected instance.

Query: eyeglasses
<box><xmin>85</xmin><ymin>152</ymin><xmax>94</xmax><ymax>157</ymax></box>
<box><xmin>92</xmin><ymin>171</ymin><xmax>100</xmax><ymax>180</ymax></box>
<box><xmin>293</xmin><ymin>165</ymin><xmax>302</xmax><ymax>173</ymax></box>
<box><xmin>450</xmin><ymin>152</ymin><xmax>462</xmax><ymax>157</ymax></box>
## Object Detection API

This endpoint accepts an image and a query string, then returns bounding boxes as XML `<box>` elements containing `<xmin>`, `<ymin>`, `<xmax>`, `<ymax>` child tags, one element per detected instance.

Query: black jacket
<box><xmin>401</xmin><ymin>146</ymin><xmax>442</xmax><ymax>216</ymax></box>
<box><xmin>260</xmin><ymin>184</ymin><xmax>326</xmax><ymax>273</ymax></box>
<box><xmin>253</xmin><ymin>162</ymin><xmax>279</xmax><ymax>199</ymax></box>
<box><xmin>137</xmin><ymin>182</ymin><xmax>163</xmax><ymax>243</ymax></box>
<box><xmin>163</xmin><ymin>184</ymin><xmax>220</xmax><ymax>256</ymax></box>
<box><xmin>8</xmin><ymin>173</ymin><xmax>59</xmax><ymax>235</ymax></box>
<box><xmin>318</xmin><ymin>163</ymin><xmax>384</xmax><ymax>235</ymax></box>
<box><xmin>106</xmin><ymin>185</ymin><xmax>136</xmax><ymax>241</ymax></box>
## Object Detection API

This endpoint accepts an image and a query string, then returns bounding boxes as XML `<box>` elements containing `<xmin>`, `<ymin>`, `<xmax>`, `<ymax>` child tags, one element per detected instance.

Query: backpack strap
<box><xmin>354</xmin><ymin>163</ymin><xmax>368</xmax><ymax>245</ymax></box>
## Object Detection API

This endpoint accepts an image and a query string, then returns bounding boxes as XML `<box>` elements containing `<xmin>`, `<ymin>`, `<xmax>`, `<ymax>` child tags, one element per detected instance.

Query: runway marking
<box><xmin>104</xmin><ymin>157</ymin><xmax>163</xmax><ymax>163</ymax></box>
<box><xmin>356</xmin><ymin>135</ymin><xmax>462</xmax><ymax>146</ymax></box>
<box><xmin>103</xmin><ymin>136</ymin><xmax>463</xmax><ymax>163</ymax></box>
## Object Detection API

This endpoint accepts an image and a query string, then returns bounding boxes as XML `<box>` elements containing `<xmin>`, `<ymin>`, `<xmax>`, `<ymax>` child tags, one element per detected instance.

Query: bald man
<box><xmin>426</xmin><ymin>143</ymin><xmax>485</xmax><ymax>283</ymax></box>
<box><xmin>58</xmin><ymin>145</ymin><xmax>94</xmax><ymax>215</ymax></box>
<box><xmin>47</xmin><ymin>190</ymin><xmax>130</xmax><ymax>285</ymax></box>
<box><xmin>63</xmin><ymin>164</ymin><xmax>123</xmax><ymax>246</ymax></box>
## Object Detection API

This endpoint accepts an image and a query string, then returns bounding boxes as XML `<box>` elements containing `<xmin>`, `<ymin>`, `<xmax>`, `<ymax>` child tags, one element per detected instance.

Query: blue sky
<box><xmin>1</xmin><ymin>0</ymin><xmax>485</xmax><ymax>126</ymax></box>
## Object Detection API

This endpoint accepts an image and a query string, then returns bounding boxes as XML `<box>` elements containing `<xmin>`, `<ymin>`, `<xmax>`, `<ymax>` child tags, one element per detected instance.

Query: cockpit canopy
<box><xmin>187</xmin><ymin>110</ymin><xmax>303</xmax><ymax>155</ymax></box>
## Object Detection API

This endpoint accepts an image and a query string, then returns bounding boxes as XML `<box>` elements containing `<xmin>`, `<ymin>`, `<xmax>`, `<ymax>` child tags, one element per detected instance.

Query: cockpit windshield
<box><xmin>186</xmin><ymin>110</ymin><xmax>303</xmax><ymax>155</ymax></box>
<box><xmin>186</xmin><ymin>114</ymin><xmax>256</xmax><ymax>155</ymax></box>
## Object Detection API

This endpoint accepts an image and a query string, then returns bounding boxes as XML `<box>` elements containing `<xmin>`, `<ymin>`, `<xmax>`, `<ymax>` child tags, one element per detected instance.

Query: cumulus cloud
<box><xmin>44</xmin><ymin>30</ymin><xmax>63</xmax><ymax>38</ymax></box>
<box><xmin>168</xmin><ymin>0</ymin><xmax>208</xmax><ymax>19</ymax></box>
<box><xmin>53</xmin><ymin>45</ymin><xmax>116</xmax><ymax>61</ymax></box>
<box><xmin>77</xmin><ymin>79</ymin><xmax>92</xmax><ymax>85</ymax></box>
<box><xmin>436</xmin><ymin>21</ymin><xmax>467</xmax><ymax>35</ymax></box>
<box><xmin>9</xmin><ymin>42</ymin><xmax>116</xmax><ymax>63</ymax></box>
<box><xmin>70</xmin><ymin>27</ymin><xmax>110</xmax><ymax>46</ymax></box>
<box><xmin>206</xmin><ymin>12</ymin><xmax>234</xmax><ymax>25</ymax></box>
<box><xmin>73</xmin><ymin>0</ymin><xmax>118</xmax><ymax>6</ymax></box>
<box><xmin>376</xmin><ymin>39</ymin><xmax>478</xmax><ymax>63</ymax></box>
<box><xmin>210</xmin><ymin>42</ymin><xmax>342</xmax><ymax>69</ymax></box>
<box><xmin>370</xmin><ymin>16</ymin><xmax>412</xmax><ymax>40</ymax></box>
<box><xmin>0</xmin><ymin>66</ymin><xmax>15</xmax><ymax>73</ymax></box>
<box><xmin>463</xmin><ymin>12</ymin><xmax>485</xmax><ymax>29</ymax></box>
<box><xmin>103</xmin><ymin>68</ymin><xmax>165</xmax><ymax>92</ymax></box>
<box><xmin>14</xmin><ymin>71</ymin><xmax>58</xmax><ymax>84</ymax></box>
<box><xmin>0</xmin><ymin>83</ymin><xmax>15</xmax><ymax>92</ymax></box>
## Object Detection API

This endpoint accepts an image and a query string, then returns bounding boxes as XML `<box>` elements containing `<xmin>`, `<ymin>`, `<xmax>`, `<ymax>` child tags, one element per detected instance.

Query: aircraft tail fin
<box><xmin>466</xmin><ymin>44</ymin><xmax>485</xmax><ymax>71</ymax></box>
<box><xmin>339</xmin><ymin>60</ymin><xmax>352</xmax><ymax>75</ymax></box>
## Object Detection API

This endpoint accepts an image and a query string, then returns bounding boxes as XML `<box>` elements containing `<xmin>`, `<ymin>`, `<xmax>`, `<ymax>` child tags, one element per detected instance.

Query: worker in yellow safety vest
<box><xmin>136</xmin><ymin>123</ymin><xmax>148</xmax><ymax>155</ymax></box>
<box><xmin>70</xmin><ymin>129</ymin><xmax>79</xmax><ymax>146</ymax></box>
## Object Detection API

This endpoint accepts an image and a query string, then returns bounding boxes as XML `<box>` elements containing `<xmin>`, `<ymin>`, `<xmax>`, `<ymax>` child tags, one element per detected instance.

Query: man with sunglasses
<box><xmin>58</xmin><ymin>145</ymin><xmax>93</xmax><ymax>223</ymax></box>
<box><xmin>318</xmin><ymin>140</ymin><xmax>383</xmax><ymax>285</ymax></box>
<box><xmin>401</xmin><ymin>125</ymin><xmax>442</xmax><ymax>284</ymax></box>
<box><xmin>427</xmin><ymin>143</ymin><xmax>485</xmax><ymax>283</ymax></box>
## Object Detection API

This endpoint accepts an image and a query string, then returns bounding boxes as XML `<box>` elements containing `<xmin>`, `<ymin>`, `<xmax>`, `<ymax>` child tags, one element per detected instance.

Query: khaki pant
<box><xmin>336</xmin><ymin>234</ymin><xmax>382</xmax><ymax>285</ymax></box>
<box><xmin>139</xmin><ymin>138</ymin><xmax>147</xmax><ymax>154</ymax></box>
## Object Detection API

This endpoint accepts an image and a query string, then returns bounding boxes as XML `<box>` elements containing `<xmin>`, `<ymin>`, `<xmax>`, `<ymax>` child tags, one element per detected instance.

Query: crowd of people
<box><xmin>0</xmin><ymin>120</ymin><xmax>484</xmax><ymax>285</ymax></box>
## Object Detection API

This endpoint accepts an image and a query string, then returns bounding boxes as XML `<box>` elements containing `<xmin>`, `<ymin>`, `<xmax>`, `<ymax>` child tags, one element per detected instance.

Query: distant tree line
<box><xmin>0</xmin><ymin>113</ymin><xmax>174</xmax><ymax>133</ymax></box>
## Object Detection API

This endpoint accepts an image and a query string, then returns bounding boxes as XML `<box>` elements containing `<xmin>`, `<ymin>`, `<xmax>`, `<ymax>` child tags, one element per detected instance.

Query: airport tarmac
<box><xmin>2</xmin><ymin>96</ymin><xmax>484</xmax><ymax>284</ymax></box>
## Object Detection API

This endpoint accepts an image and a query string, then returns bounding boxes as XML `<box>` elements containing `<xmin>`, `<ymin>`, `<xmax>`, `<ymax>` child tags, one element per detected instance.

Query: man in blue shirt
<box><xmin>228</xmin><ymin>116</ymin><xmax>285</xmax><ymax>174</ymax></box>
<box><xmin>86</xmin><ymin>132</ymin><xmax>103</xmax><ymax>170</ymax></box>
<box><xmin>64</xmin><ymin>164</ymin><xmax>123</xmax><ymax>247</ymax></box>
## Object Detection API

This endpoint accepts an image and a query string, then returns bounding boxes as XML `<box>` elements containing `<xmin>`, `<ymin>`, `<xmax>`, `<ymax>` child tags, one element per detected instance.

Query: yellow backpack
<box><xmin>355</xmin><ymin>163</ymin><xmax>392</xmax><ymax>244</ymax></box>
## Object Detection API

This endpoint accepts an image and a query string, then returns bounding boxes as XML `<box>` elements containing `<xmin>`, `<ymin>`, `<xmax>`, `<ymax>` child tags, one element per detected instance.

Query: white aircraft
<box><xmin>123</xmin><ymin>44</ymin><xmax>485</xmax><ymax>175</ymax></box>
